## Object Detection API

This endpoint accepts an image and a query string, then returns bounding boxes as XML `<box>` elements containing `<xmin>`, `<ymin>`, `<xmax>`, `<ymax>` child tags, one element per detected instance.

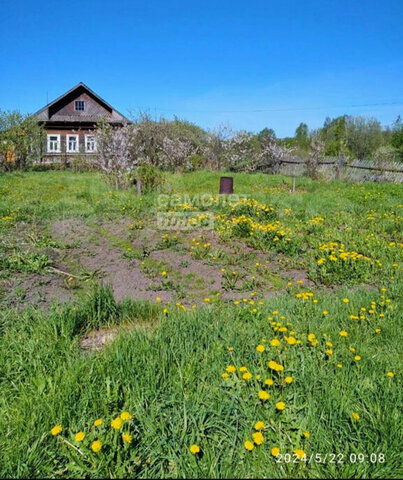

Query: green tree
<box><xmin>295</xmin><ymin>122</ymin><xmax>309</xmax><ymax>149</ymax></box>
<box><xmin>390</xmin><ymin>116</ymin><xmax>403</xmax><ymax>161</ymax></box>
<box><xmin>0</xmin><ymin>110</ymin><xmax>44</xmax><ymax>170</ymax></box>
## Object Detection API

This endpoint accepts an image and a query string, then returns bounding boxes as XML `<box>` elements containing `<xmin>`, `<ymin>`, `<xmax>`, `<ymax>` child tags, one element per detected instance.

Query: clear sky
<box><xmin>0</xmin><ymin>0</ymin><xmax>402</xmax><ymax>137</ymax></box>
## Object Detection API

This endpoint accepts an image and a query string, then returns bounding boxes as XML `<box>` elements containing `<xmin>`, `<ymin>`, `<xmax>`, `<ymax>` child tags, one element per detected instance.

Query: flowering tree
<box><xmin>94</xmin><ymin>120</ymin><xmax>141</xmax><ymax>188</ymax></box>
<box><xmin>256</xmin><ymin>137</ymin><xmax>293</xmax><ymax>173</ymax></box>
<box><xmin>306</xmin><ymin>138</ymin><xmax>324</xmax><ymax>179</ymax></box>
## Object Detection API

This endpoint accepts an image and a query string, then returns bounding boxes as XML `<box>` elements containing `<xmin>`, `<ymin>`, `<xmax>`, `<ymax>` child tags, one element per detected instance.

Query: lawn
<box><xmin>0</xmin><ymin>170</ymin><xmax>401</xmax><ymax>478</ymax></box>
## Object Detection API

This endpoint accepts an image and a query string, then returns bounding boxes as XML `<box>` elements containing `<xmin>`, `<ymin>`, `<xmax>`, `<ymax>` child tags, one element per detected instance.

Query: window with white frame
<box><xmin>67</xmin><ymin>134</ymin><xmax>79</xmax><ymax>153</ymax></box>
<box><xmin>75</xmin><ymin>100</ymin><xmax>85</xmax><ymax>111</ymax></box>
<box><xmin>47</xmin><ymin>134</ymin><xmax>60</xmax><ymax>153</ymax></box>
<box><xmin>85</xmin><ymin>135</ymin><xmax>96</xmax><ymax>153</ymax></box>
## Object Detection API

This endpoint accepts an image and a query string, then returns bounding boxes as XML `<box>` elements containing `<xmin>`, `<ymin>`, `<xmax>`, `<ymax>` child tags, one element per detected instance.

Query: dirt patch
<box><xmin>0</xmin><ymin>272</ymin><xmax>73</xmax><ymax>309</ymax></box>
<box><xmin>79</xmin><ymin>322</ymin><xmax>152</xmax><ymax>351</ymax></box>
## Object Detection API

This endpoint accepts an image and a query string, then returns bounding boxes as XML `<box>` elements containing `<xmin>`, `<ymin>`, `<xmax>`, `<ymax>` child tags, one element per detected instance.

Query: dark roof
<box><xmin>34</xmin><ymin>82</ymin><xmax>130</xmax><ymax>124</ymax></box>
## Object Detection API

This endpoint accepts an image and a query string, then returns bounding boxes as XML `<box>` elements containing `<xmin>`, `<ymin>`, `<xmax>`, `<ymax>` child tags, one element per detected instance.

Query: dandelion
<box><xmin>74</xmin><ymin>431</ymin><xmax>85</xmax><ymax>442</ymax></box>
<box><xmin>343</xmin><ymin>298</ymin><xmax>349</xmax><ymax>303</ymax></box>
<box><xmin>336</xmin><ymin>364</ymin><xmax>343</xmax><ymax>369</ymax></box>
<box><xmin>161</xmin><ymin>271</ymin><xmax>167</xmax><ymax>276</ymax></box>
<box><xmin>239</xmin><ymin>366</ymin><xmax>248</xmax><ymax>373</ymax></box>
<box><xmin>354</xmin><ymin>355</ymin><xmax>361</xmax><ymax>361</ymax></box>
<box><xmin>375</xmin><ymin>328</ymin><xmax>381</xmax><ymax>334</ymax></box>
<box><xmin>204</xmin><ymin>297</ymin><xmax>211</xmax><ymax>303</ymax></box>
<box><xmin>254</xmin><ymin>421</ymin><xmax>266</xmax><ymax>430</ymax></box>
<box><xmin>256</xmin><ymin>344</ymin><xmax>265</xmax><ymax>353</ymax></box>
<box><xmin>386</xmin><ymin>372</ymin><xmax>394</xmax><ymax>378</ymax></box>
<box><xmin>284</xmin><ymin>377</ymin><xmax>293</xmax><ymax>384</ymax></box>
<box><xmin>339</xmin><ymin>331</ymin><xmax>348</xmax><ymax>337</ymax></box>
<box><xmin>303</xmin><ymin>430</ymin><xmax>310</xmax><ymax>438</ymax></box>
<box><xmin>270</xmin><ymin>338</ymin><xmax>281</xmax><ymax>347</ymax></box>
<box><xmin>276</xmin><ymin>401</ymin><xmax>286</xmax><ymax>411</ymax></box>
<box><xmin>226</xmin><ymin>365</ymin><xmax>236</xmax><ymax>373</ymax></box>
<box><xmin>122</xmin><ymin>432</ymin><xmax>132</xmax><ymax>443</ymax></box>
<box><xmin>243</xmin><ymin>372</ymin><xmax>253</xmax><ymax>381</ymax></box>
<box><xmin>244</xmin><ymin>440</ymin><xmax>254</xmax><ymax>451</ymax></box>
<box><xmin>271</xmin><ymin>447</ymin><xmax>280</xmax><ymax>457</ymax></box>
<box><xmin>221</xmin><ymin>372</ymin><xmax>229</xmax><ymax>379</ymax></box>
<box><xmin>111</xmin><ymin>417</ymin><xmax>123</xmax><ymax>430</ymax></box>
<box><xmin>51</xmin><ymin>425</ymin><xmax>62</xmax><ymax>436</ymax></box>
<box><xmin>189</xmin><ymin>444</ymin><xmax>200</xmax><ymax>454</ymax></box>
<box><xmin>352</xmin><ymin>412</ymin><xmax>360</xmax><ymax>421</ymax></box>
<box><xmin>264</xmin><ymin>378</ymin><xmax>274</xmax><ymax>386</ymax></box>
<box><xmin>94</xmin><ymin>418</ymin><xmax>103</xmax><ymax>427</ymax></box>
<box><xmin>252</xmin><ymin>431</ymin><xmax>264</xmax><ymax>445</ymax></box>
<box><xmin>294</xmin><ymin>449</ymin><xmax>306</xmax><ymax>459</ymax></box>
<box><xmin>91</xmin><ymin>440</ymin><xmax>102</xmax><ymax>452</ymax></box>
<box><xmin>258</xmin><ymin>390</ymin><xmax>270</xmax><ymax>401</ymax></box>
<box><xmin>325</xmin><ymin>349</ymin><xmax>333</xmax><ymax>355</ymax></box>
<box><xmin>322</xmin><ymin>310</ymin><xmax>329</xmax><ymax>316</ymax></box>
<box><xmin>120</xmin><ymin>411</ymin><xmax>132</xmax><ymax>421</ymax></box>
<box><xmin>155</xmin><ymin>297</ymin><xmax>161</xmax><ymax>302</ymax></box>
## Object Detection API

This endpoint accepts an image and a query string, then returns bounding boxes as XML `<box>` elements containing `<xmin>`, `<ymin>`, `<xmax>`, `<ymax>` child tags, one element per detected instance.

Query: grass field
<box><xmin>0</xmin><ymin>170</ymin><xmax>402</xmax><ymax>478</ymax></box>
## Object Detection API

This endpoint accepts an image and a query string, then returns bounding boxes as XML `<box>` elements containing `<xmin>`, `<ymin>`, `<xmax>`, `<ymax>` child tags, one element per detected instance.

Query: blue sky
<box><xmin>0</xmin><ymin>0</ymin><xmax>402</xmax><ymax>137</ymax></box>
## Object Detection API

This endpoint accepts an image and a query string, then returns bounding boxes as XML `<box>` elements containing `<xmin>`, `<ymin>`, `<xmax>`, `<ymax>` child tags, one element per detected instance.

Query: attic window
<box><xmin>75</xmin><ymin>100</ymin><xmax>85</xmax><ymax>111</ymax></box>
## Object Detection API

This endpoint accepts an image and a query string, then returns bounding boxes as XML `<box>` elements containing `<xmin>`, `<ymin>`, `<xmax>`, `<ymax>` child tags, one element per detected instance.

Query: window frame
<box><xmin>85</xmin><ymin>134</ymin><xmax>96</xmax><ymax>153</ymax></box>
<box><xmin>75</xmin><ymin>100</ymin><xmax>85</xmax><ymax>111</ymax></box>
<box><xmin>47</xmin><ymin>134</ymin><xmax>61</xmax><ymax>153</ymax></box>
<box><xmin>66</xmin><ymin>134</ymin><xmax>79</xmax><ymax>153</ymax></box>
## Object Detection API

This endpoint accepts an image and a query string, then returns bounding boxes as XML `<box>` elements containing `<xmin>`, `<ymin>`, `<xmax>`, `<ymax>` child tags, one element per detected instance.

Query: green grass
<box><xmin>0</xmin><ymin>170</ymin><xmax>402</xmax><ymax>478</ymax></box>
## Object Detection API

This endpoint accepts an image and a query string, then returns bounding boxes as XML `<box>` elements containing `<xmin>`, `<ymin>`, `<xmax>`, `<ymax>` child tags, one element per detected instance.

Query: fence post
<box><xmin>336</xmin><ymin>156</ymin><xmax>345</xmax><ymax>180</ymax></box>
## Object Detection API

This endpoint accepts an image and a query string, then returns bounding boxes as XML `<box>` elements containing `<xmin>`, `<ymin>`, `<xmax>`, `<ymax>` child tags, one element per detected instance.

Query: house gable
<box><xmin>34</xmin><ymin>82</ymin><xmax>129</xmax><ymax>125</ymax></box>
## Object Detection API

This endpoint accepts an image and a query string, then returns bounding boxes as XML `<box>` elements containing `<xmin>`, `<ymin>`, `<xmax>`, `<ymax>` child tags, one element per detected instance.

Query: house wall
<box><xmin>42</xmin><ymin>126</ymin><xmax>97</xmax><ymax>163</ymax></box>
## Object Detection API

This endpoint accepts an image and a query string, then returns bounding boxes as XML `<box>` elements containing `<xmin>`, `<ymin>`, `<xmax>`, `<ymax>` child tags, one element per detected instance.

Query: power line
<box><xmin>129</xmin><ymin>100</ymin><xmax>403</xmax><ymax>115</ymax></box>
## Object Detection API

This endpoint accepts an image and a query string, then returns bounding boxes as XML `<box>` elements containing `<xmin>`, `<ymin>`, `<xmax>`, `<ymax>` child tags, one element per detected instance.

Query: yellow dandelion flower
<box><xmin>271</xmin><ymin>447</ymin><xmax>280</xmax><ymax>457</ymax></box>
<box><xmin>336</xmin><ymin>363</ymin><xmax>342</xmax><ymax>369</ymax></box>
<box><xmin>264</xmin><ymin>378</ymin><xmax>274</xmax><ymax>386</ymax></box>
<box><xmin>386</xmin><ymin>371</ymin><xmax>394</xmax><ymax>378</ymax></box>
<box><xmin>226</xmin><ymin>365</ymin><xmax>236</xmax><ymax>373</ymax></box>
<box><xmin>256</xmin><ymin>344</ymin><xmax>265</xmax><ymax>353</ymax></box>
<box><xmin>276</xmin><ymin>401</ymin><xmax>285</xmax><ymax>411</ymax></box>
<box><xmin>354</xmin><ymin>355</ymin><xmax>361</xmax><ymax>361</ymax></box>
<box><xmin>120</xmin><ymin>411</ymin><xmax>132</xmax><ymax>421</ymax></box>
<box><xmin>94</xmin><ymin>418</ymin><xmax>103</xmax><ymax>427</ymax></box>
<box><xmin>111</xmin><ymin>417</ymin><xmax>123</xmax><ymax>430</ymax></box>
<box><xmin>91</xmin><ymin>440</ymin><xmax>102</xmax><ymax>452</ymax></box>
<box><xmin>254</xmin><ymin>421</ymin><xmax>266</xmax><ymax>430</ymax></box>
<box><xmin>244</xmin><ymin>440</ymin><xmax>254</xmax><ymax>451</ymax></box>
<box><xmin>221</xmin><ymin>372</ymin><xmax>229</xmax><ymax>379</ymax></box>
<box><xmin>303</xmin><ymin>430</ymin><xmax>310</xmax><ymax>438</ymax></box>
<box><xmin>339</xmin><ymin>331</ymin><xmax>348</xmax><ymax>337</ymax></box>
<box><xmin>189</xmin><ymin>444</ymin><xmax>200</xmax><ymax>454</ymax></box>
<box><xmin>74</xmin><ymin>431</ymin><xmax>85</xmax><ymax>442</ymax></box>
<box><xmin>352</xmin><ymin>412</ymin><xmax>360</xmax><ymax>421</ymax></box>
<box><xmin>284</xmin><ymin>376</ymin><xmax>293</xmax><ymax>384</ymax></box>
<box><xmin>122</xmin><ymin>432</ymin><xmax>132</xmax><ymax>443</ymax></box>
<box><xmin>270</xmin><ymin>338</ymin><xmax>281</xmax><ymax>347</ymax></box>
<box><xmin>294</xmin><ymin>449</ymin><xmax>306</xmax><ymax>459</ymax></box>
<box><xmin>243</xmin><ymin>372</ymin><xmax>253</xmax><ymax>381</ymax></box>
<box><xmin>258</xmin><ymin>390</ymin><xmax>270</xmax><ymax>401</ymax></box>
<box><xmin>239</xmin><ymin>366</ymin><xmax>248</xmax><ymax>372</ymax></box>
<box><xmin>343</xmin><ymin>298</ymin><xmax>349</xmax><ymax>303</ymax></box>
<box><xmin>51</xmin><ymin>425</ymin><xmax>62</xmax><ymax>436</ymax></box>
<box><xmin>322</xmin><ymin>310</ymin><xmax>329</xmax><ymax>316</ymax></box>
<box><xmin>252</xmin><ymin>431</ymin><xmax>264</xmax><ymax>445</ymax></box>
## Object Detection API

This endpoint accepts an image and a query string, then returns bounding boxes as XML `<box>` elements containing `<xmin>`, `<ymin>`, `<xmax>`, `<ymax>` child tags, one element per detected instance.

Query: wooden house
<box><xmin>34</xmin><ymin>82</ymin><xmax>129</xmax><ymax>162</ymax></box>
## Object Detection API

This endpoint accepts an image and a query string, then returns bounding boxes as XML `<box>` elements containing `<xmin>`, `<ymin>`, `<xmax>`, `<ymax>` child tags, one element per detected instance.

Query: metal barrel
<box><xmin>219</xmin><ymin>176</ymin><xmax>234</xmax><ymax>194</ymax></box>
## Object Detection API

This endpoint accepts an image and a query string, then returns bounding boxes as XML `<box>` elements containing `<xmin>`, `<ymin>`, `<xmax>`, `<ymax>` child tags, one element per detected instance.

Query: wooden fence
<box><xmin>277</xmin><ymin>157</ymin><xmax>403</xmax><ymax>183</ymax></box>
